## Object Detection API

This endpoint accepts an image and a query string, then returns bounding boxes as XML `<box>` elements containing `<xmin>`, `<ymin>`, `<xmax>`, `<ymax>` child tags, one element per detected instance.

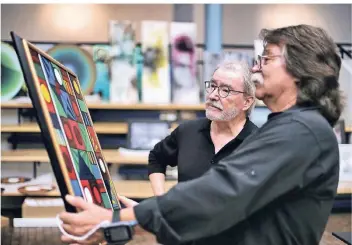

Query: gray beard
<box><xmin>205</xmin><ymin>108</ymin><xmax>239</xmax><ymax>121</ymax></box>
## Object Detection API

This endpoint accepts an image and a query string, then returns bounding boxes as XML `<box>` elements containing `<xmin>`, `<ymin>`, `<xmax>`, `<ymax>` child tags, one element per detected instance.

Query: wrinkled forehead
<box><xmin>212</xmin><ymin>68</ymin><xmax>244</xmax><ymax>87</ymax></box>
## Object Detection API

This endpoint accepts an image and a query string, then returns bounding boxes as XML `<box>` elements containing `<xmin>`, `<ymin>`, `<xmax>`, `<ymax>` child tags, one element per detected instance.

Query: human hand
<box><xmin>117</xmin><ymin>195</ymin><xmax>139</xmax><ymax>208</ymax></box>
<box><xmin>59</xmin><ymin>195</ymin><xmax>112</xmax><ymax>245</ymax></box>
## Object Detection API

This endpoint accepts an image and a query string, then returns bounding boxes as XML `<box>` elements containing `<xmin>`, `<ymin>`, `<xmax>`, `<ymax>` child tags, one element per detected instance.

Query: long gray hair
<box><xmin>259</xmin><ymin>24</ymin><xmax>344</xmax><ymax>126</ymax></box>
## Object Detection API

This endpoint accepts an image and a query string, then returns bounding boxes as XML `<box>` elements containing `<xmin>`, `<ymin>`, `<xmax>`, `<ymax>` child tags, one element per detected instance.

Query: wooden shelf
<box><xmin>1</xmin><ymin>101</ymin><xmax>33</xmax><ymax>109</ymax></box>
<box><xmin>1</xmin><ymin>122</ymin><xmax>178</xmax><ymax>134</ymax></box>
<box><xmin>337</xmin><ymin>181</ymin><xmax>352</xmax><ymax>195</ymax></box>
<box><xmin>1</xmin><ymin>180</ymin><xmax>177</xmax><ymax>198</ymax></box>
<box><xmin>1</xmin><ymin>149</ymin><xmax>148</xmax><ymax>165</ymax></box>
<box><xmin>114</xmin><ymin>180</ymin><xmax>177</xmax><ymax>199</ymax></box>
<box><xmin>2</xmin><ymin>180</ymin><xmax>350</xmax><ymax>198</ymax></box>
<box><xmin>1</xmin><ymin>101</ymin><xmax>205</xmax><ymax>111</ymax></box>
<box><xmin>1</xmin><ymin>122</ymin><xmax>128</xmax><ymax>134</ymax></box>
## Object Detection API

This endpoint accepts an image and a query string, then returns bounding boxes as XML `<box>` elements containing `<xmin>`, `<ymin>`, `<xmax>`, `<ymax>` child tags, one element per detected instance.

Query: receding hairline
<box><xmin>212</xmin><ymin>67</ymin><xmax>246</xmax><ymax>87</ymax></box>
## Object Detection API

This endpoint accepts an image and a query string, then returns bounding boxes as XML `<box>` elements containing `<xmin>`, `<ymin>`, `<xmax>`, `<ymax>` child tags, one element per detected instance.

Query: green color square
<box><xmin>78</xmin><ymin>99</ymin><xmax>88</xmax><ymax>113</ymax></box>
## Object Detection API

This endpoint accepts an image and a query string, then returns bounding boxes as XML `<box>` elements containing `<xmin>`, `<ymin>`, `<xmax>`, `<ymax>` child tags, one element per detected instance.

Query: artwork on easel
<box><xmin>109</xmin><ymin>20</ymin><xmax>138</xmax><ymax>104</ymax></box>
<box><xmin>11</xmin><ymin>32</ymin><xmax>120</xmax><ymax>212</ymax></box>
<box><xmin>170</xmin><ymin>22</ymin><xmax>199</xmax><ymax>104</ymax></box>
<box><xmin>141</xmin><ymin>21</ymin><xmax>170</xmax><ymax>104</ymax></box>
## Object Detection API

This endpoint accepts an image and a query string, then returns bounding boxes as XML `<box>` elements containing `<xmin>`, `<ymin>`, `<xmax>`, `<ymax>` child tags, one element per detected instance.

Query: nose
<box><xmin>252</xmin><ymin>63</ymin><xmax>261</xmax><ymax>73</ymax></box>
<box><xmin>207</xmin><ymin>88</ymin><xmax>220</xmax><ymax>101</ymax></box>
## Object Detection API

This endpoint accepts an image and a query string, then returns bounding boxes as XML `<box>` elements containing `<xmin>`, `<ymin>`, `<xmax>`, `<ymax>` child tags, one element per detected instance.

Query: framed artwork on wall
<box><xmin>11</xmin><ymin>32</ymin><xmax>121</xmax><ymax>212</ymax></box>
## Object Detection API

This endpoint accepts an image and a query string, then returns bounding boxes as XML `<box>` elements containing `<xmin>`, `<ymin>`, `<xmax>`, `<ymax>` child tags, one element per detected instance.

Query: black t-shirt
<box><xmin>148</xmin><ymin>118</ymin><xmax>258</xmax><ymax>182</ymax></box>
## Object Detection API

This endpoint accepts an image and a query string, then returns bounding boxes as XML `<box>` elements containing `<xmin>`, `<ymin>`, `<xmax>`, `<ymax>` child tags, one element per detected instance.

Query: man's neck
<box><xmin>211</xmin><ymin>114</ymin><xmax>247</xmax><ymax>137</ymax></box>
<box><xmin>265</xmin><ymin>90</ymin><xmax>297</xmax><ymax>113</ymax></box>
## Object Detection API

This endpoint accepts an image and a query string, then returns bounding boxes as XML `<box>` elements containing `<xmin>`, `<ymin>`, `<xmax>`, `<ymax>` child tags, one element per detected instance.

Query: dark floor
<box><xmin>130</xmin><ymin>212</ymin><xmax>352</xmax><ymax>245</ymax></box>
<box><xmin>1</xmin><ymin>212</ymin><xmax>350</xmax><ymax>245</ymax></box>
<box><xmin>320</xmin><ymin>212</ymin><xmax>351</xmax><ymax>245</ymax></box>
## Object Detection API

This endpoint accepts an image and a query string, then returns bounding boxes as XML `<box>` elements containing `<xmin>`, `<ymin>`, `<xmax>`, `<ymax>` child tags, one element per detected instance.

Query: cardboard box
<box><xmin>22</xmin><ymin>198</ymin><xmax>65</xmax><ymax>218</ymax></box>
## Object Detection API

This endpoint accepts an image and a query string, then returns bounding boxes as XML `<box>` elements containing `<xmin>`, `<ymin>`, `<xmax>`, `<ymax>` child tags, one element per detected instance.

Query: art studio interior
<box><xmin>1</xmin><ymin>3</ymin><xmax>351</xmax><ymax>245</ymax></box>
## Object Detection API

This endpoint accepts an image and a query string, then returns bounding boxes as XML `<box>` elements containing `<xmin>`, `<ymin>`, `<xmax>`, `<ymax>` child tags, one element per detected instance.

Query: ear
<box><xmin>243</xmin><ymin>96</ymin><xmax>255</xmax><ymax>112</ymax></box>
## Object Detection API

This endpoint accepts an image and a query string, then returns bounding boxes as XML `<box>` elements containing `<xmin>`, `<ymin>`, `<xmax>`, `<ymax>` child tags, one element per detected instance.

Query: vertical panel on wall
<box><xmin>109</xmin><ymin>20</ymin><xmax>138</xmax><ymax>104</ymax></box>
<box><xmin>170</xmin><ymin>22</ymin><xmax>199</xmax><ymax>104</ymax></box>
<box><xmin>203</xmin><ymin>4</ymin><xmax>222</xmax><ymax>102</ymax></box>
<box><xmin>141</xmin><ymin>21</ymin><xmax>170</xmax><ymax>104</ymax></box>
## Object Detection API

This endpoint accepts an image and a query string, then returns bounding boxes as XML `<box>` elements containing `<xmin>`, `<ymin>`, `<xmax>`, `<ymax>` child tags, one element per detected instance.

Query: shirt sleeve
<box><xmin>134</xmin><ymin>119</ymin><xmax>331</xmax><ymax>244</ymax></box>
<box><xmin>147</xmin><ymin>126</ymin><xmax>179</xmax><ymax>176</ymax></box>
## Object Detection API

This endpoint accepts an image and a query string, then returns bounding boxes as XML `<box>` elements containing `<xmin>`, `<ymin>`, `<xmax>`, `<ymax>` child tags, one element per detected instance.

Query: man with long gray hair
<box><xmin>59</xmin><ymin>25</ymin><xmax>343</xmax><ymax>245</ymax></box>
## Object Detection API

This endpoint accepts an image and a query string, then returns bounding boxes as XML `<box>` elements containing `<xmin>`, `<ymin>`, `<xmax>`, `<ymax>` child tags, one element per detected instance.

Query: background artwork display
<box><xmin>27</xmin><ymin>44</ymin><xmax>120</xmax><ymax>210</ymax></box>
<box><xmin>1</xmin><ymin>21</ymin><xmax>277</xmax><ymax>108</ymax></box>
<box><xmin>1</xmin><ymin>42</ymin><xmax>26</xmax><ymax>101</ymax></box>
<box><xmin>170</xmin><ymin>22</ymin><xmax>199</xmax><ymax>104</ymax></box>
<box><xmin>47</xmin><ymin>44</ymin><xmax>111</xmax><ymax>102</ymax></box>
<box><xmin>141</xmin><ymin>21</ymin><xmax>170</xmax><ymax>104</ymax></box>
<box><xmin>109</xmin><ymin>20</ymin><xmax>138</xmax><ymax>103</ymax></box>
<box><xmin>1</xmin><ymin>41</ymin><xmax>112</xmax><ymax>102</ymax></box>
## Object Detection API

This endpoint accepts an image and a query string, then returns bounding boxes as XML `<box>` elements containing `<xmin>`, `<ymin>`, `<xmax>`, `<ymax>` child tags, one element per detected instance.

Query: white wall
<box><xmin>1</xmin><ymin>4</ymin><xmax>173</xmax><ymax>42</ymax></box>
<box><xmin>2</xmin><ymin>4</ymin><xmax>350</xmax><ymax>44</ymax></box>
<box><xmin>221</xmin><ymin>4</ymin><xmax>352</xmax><ymax>44</ymax></box>
<box><xmin>195</xmin><ymin>4</ymin><xmax>352</xmax><ymax>44</ymax></box>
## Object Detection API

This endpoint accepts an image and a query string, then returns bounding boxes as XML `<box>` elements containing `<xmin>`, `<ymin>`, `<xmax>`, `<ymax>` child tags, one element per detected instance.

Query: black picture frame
<box><xmin>10</xmin><ymin>32</ymin><xmax>121</xmax><ymax>212</ymax></box>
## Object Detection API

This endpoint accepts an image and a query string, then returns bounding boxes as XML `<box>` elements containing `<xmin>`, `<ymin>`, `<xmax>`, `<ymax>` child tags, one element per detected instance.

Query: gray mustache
<box><xmin>251</xmin><ymin>73</ymin><xmax>264</xmax><ymax>84</ymax></box>
<box><xmin>206</xmin><ymin>101</ymin><xmax>223</xmax><ymax>110</ymax></box>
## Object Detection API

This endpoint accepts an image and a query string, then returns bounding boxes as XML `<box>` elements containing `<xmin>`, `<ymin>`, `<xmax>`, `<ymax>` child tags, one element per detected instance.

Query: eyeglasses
<box><xmin>204</xmin><ymin>81</ymin><xmax>245</xmax><ymax>98</ymax></box>
<box><xmin>255</xmin><ymin>54</ymin><xmax>282</xmax><ymax>70</ymax></box>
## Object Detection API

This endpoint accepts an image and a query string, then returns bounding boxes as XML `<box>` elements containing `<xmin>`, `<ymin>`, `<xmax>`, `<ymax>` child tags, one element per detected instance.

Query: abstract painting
<box><xmin>141</xmin><ymin>21</ymin><xmax>170</xmax><ymax>103</ymax></box>
<box><xmin>11</xmin><ymin>32</ymin><xmax>120</xmax><ymax>212</ymax></box>
<box><xmin>1</xmin><ymin>41</ymin><xmax>26</xmax><ymax>101</ymax></box>
<box><xmin>1</xmin><ymin>41</ymin><xmax>112</xmax><ymax>103</ymax></box>
<box><xmin>109</xmin><ymin>20</ymin><xmax>138</xmax><ymax>103</ymax></box>
<box><xmin>47</xmin><ymin>44</ymin><xmax>111</xmax><ymax>102</ymax></box>
<box><xmin>170</xmin><ymin>22</ymin><xmax>199</xmax><ymax>104</ymax></box>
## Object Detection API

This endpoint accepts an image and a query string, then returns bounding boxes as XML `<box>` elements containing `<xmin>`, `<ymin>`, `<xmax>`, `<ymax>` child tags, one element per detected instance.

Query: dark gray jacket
<box><xmin>134</xmin><ymin>106</ymin><xmax>340</xmax><ymax>245</ymax></box>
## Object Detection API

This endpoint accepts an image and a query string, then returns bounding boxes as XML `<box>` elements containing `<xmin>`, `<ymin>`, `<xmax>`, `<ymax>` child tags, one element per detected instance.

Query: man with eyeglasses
<box><xmin>59</xmin><ymin>25</ymin><xmax>343</xmax><ymax>245</ymax></box>
<box><xmin>147</xmin><ymin>60</ymin><xmax>257</xmax><ymax>197</ymax></box>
